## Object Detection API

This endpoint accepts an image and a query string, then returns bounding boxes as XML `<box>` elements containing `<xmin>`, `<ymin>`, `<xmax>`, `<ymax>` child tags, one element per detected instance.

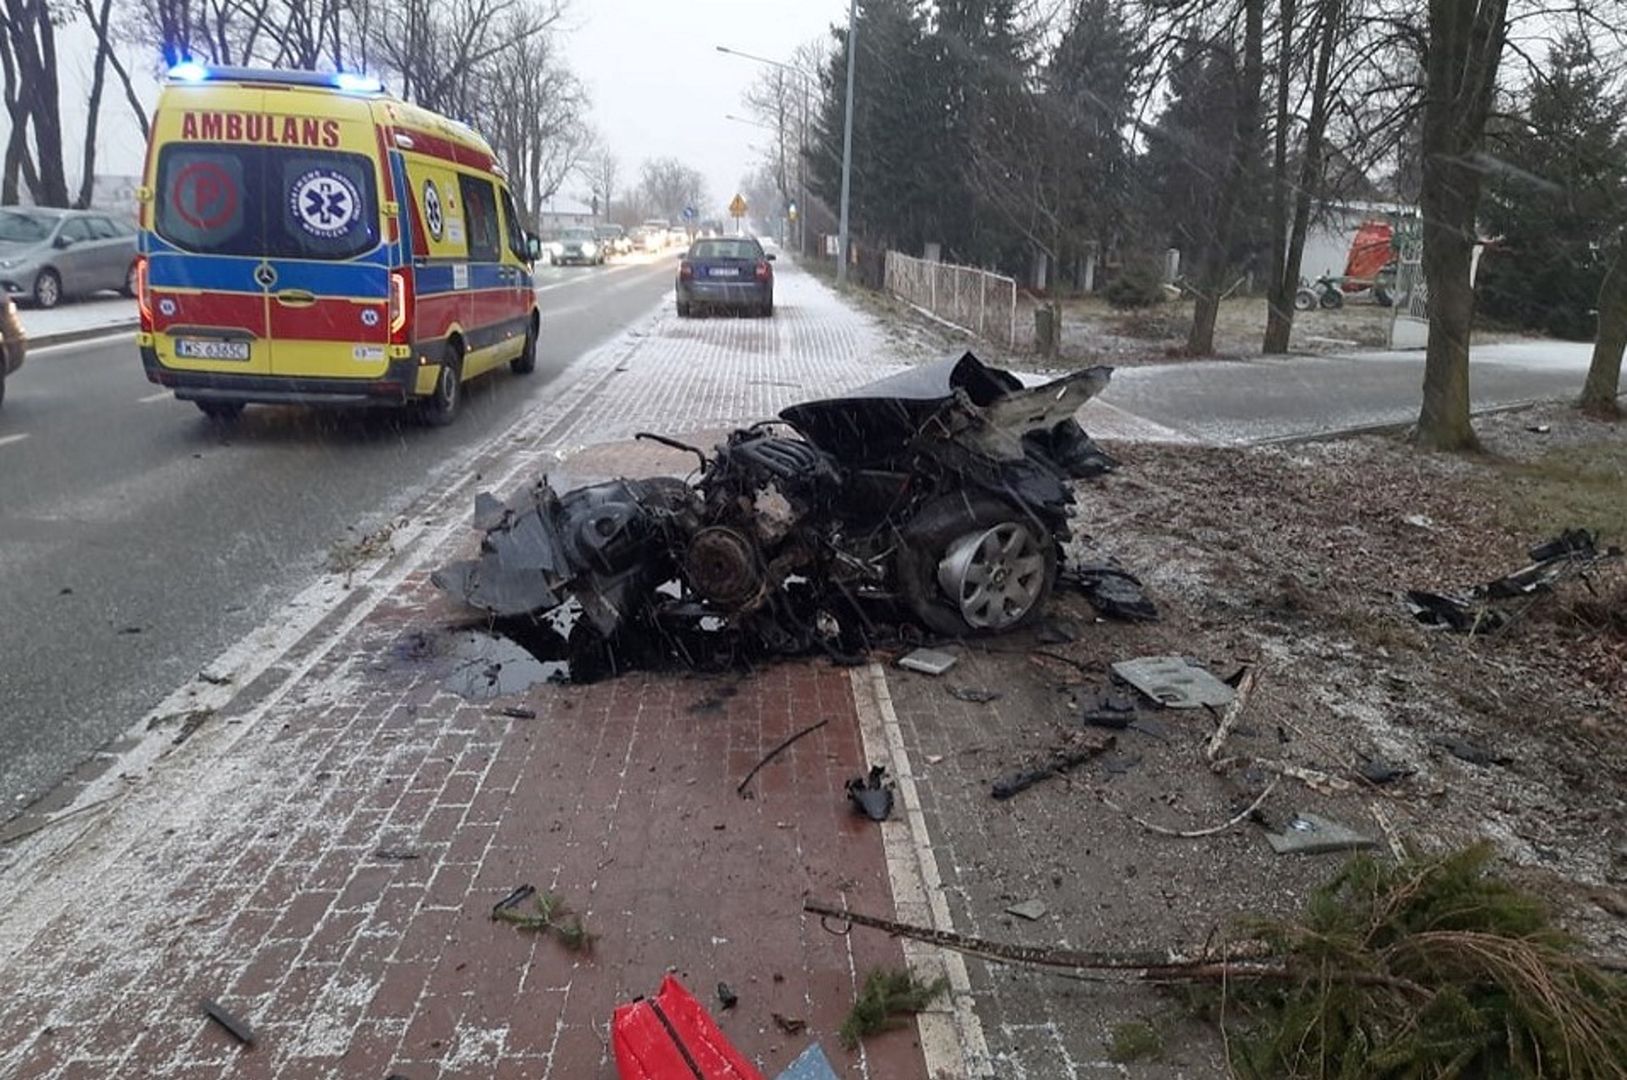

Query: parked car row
<box><xmin>0</xmin><ymin>207</ymin><xmax>139</xmax><ymax>309</ymax></box>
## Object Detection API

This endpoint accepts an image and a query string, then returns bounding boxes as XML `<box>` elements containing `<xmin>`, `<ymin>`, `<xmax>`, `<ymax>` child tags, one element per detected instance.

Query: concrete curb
<box><xmin>23</xmin><ymin>320</ymin><xmax>139</xmax><ymax>351</ymax></box>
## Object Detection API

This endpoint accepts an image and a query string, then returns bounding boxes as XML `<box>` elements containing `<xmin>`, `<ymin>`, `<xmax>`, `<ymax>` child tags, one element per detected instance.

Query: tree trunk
<box><xmin>1581</xmin><ymin>244</ymin><xmax>1625</xmax><ymax>416</ymax></box>
<box><xmin>1266</xmin><ymin>0</ymin><xmax>1340</xmax><ymax>354</ymax></box>
<box><xmin>1413</xmin><ymin>0</ymin><xmax>1507</xmax><ymax>450</ymax></box>
<box><xmin>1186</xmin><ymin>0</ymin><xmax>1265</xmax><ymax>356</ymax></box>
<box><xmin>75</xmin><ymin>0</ymin><xmax>115</xmax><ymax>209</ymax></box>
<box><xmin>1263</xmin><ymin>0</ymin><xmax>1295</xmax><ymax>354</ymax></box>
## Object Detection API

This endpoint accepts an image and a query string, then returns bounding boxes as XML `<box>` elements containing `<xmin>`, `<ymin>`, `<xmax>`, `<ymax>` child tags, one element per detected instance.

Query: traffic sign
<box><xmin>681</xmin><ymin>205</ymin><xmax>696</xmax><ymax>221</ymax></box>
<box><xmin>728</xmin><ymin>193</ymin><xmax>748</xmax><ymax>218</ymax></box>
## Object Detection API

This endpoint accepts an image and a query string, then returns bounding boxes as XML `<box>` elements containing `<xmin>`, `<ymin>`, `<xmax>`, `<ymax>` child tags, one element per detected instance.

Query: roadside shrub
<box><xmin>1105</xmin><ymin>264</ymin><xmax>1166</xmax><ymax>309</ymax></box>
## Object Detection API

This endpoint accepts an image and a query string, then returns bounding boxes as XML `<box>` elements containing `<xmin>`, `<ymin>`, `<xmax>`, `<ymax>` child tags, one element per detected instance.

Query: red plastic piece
<box><xmin>613</xmin><ymin>974</ymin><xmax>765</xmax><ymax>1080</ymax></box>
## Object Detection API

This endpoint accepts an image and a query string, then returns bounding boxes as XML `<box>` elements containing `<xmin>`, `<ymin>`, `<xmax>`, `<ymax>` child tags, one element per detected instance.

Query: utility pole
<box><xmin>836</xmin><ymin>0</ymin><xmax>858</xmax><ymax>286</ymax></box>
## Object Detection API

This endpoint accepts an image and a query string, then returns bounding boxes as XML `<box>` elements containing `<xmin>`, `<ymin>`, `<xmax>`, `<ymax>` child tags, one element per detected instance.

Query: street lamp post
<box><xmin>716</xmin><ymin>41</ymin><xmax>841</xmax><ymax>262</ymax></box>
<box><xmin>836</xmin><ymin>0</ymin><xmax>857</xmax><ymax>286</ymax></box>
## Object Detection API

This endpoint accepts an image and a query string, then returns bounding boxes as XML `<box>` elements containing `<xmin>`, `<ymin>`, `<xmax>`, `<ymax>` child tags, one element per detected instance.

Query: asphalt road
<box><xmin>1099</xmin><ymin>341</ymin><xmax>1599</xmax><ymax>443</ymax></box>
<box><xmin>0</xmin><ymin>256</ymin><xmax>674</xmax><ymax>814</ymax></box>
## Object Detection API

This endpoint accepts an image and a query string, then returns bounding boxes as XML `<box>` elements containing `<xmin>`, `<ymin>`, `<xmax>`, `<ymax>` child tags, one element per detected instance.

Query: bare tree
<box><xmin>0</xmin><ymin>0</ymin><xmax>71</xmax><ymax>206</ymax></box>
<box><xmin>1584</xmin><ymin>238</ymin><xmax>1627</xmax><ymax>414</ymax></box>
<box><xmin>581</xmin><ymin>147</ymin><xmax>618</xmax><ymax>220</ymax></box>
<box><xmin>638</xmin><ymin>157</ymin><xmax>708</xmax><ymax>221</ymax></box>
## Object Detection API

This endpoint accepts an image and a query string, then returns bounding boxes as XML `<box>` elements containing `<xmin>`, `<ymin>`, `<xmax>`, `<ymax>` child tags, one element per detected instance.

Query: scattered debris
<box><xmin>898</xmin><ymin>648</ymin><xmax>958</xmax><ymax>676</ymax></box>
<box><xmin>1435</xmin><ymin>736</ymin><xmax>1512</xmax><ymax>767</ymax></box>
<box><xmin>1403</xmin><ymin>514</ymin><xmax>1435</xmax><ymax>529</ymax></box>
<box><xmin>373</xmin><ymin>849</ymin><xmax>421</xmax><ymax>861</ymax></box>
<box><xmin>328</xmin><ymin>520</ymin><xmax>397</xmax><ymax>577</ymax></box>
<box><xmin>1527</xmin><ymin>423</ymin><xmax>1552</xmax><ymax>434</ymax></box>
<box><xmin>772</xmin><ymin>1012</ymin><xmax>808</xmax><ymax>1036</ymax></box>
<box><xmin>200</xmin><ymin>997</ymin><xmax>255</xmax><ymax>1047</ymax></box>
<box><xmin>1203</xmin><ymin>666</ymin><xmax>1258</xmax><ymax>761</ymax></box>
<box><xmin>1098</xmin><ymin>779</ymin><xmax>1278</xmax><ymax>839</ymax></box>
<box><xmin>1079</xmin><ymin>686</ymin><xmax>1139</xmax><ymax>729</ymax></box>
<box><xmin>1406</xmin><ymin>529</ymin><xmax>1621</xmax><ymax>634</ymax></box>
<box><xmin>991</xmin><ymin>734</ymin><xmax>1114</xmax><ymax>800</ymax></box>
<box><xmin>491</xmin><ymin>886</ymin><xmax>595</xmax><ymax>952</ymax></box>
<box><xmin>737</xmin><ymin>718</ymin><xmax>830</xmax><ymax>797</ymax></box>
<box><xmin>495</xmin><ymin>705</ymin><xmax>537</xmax><ymax>720</ymax></box>
<box><xmin>613</xmin><ymin>975</ymin><xmax>760</xmax><ymax>1079</ymax></box>
<box><xmin>838</xmin><ymin>968</ymin><xmax>947</xmax><ymax>1049</ymax></box>
<box><xmin>846</xmin><ymin>766</ymin><xmax>895</xmax><ymax>822</ymax></box>
<box><xmin>1357</xmin><ymin>759</ymin><xmax>1414</xmax><ymax>785</ymax></box>
<box><xmin>1264</xmin><ymin>812</ymin><xmax>1378</xmax><ymax>856</ymax></box>
<box><xmin>925</xmin><ymin>754</ymin><xmax>945</xmax><ymax>765</ymax></box>
<box><xmin>1006</xmin><ymin>899</ymin><xmax>1048</xmax><ymax>921</ymax></box>
<box><xmin>169</xmin><ymin>708</ymin><xmax>214</xmax><ymax>747</ymax></box>
<box><xmin>716</xmin><ymin>982</ymin><xmax>738</xmax><ymax>1011</ymax></box>
<box><xmin>1064</xmin><ymin>563</ymin><xmax>1159</xmax><ymax>621</ymax></box>
<box><xmin>1112</xmin><ymin>656</ymin><xmax>1236</xmax><ymax>709</ymax></box>
<box><xmin>947</xmin><ymin>685</ymin><xmax>1002</xmax><ymax>704</ymax></box>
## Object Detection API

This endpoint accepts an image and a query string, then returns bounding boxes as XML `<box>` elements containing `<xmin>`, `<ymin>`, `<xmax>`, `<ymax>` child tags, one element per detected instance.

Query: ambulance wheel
<box><xmin>419</xmin><ymin>346</ymin><xmax>462</xmax><ymax>427</ymax></box>
<box><xmin>121</xmin><ymin>261</ymin><xmax>139</xmax><ymax>298</ymax></box>
<box><xmin>510</xmin><ymin>317</ymin><xmax>538</xmax><ymax>374</ymax></box>
<box><xmin>196</xmin><ymin>400</ymin><xmax>244</xmax><ymax>421</ymax></box>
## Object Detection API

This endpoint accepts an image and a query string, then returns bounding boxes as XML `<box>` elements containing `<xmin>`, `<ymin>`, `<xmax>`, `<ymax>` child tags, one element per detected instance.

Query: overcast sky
<box><xmin>37</xmin><ymin>0</ymin><xmax>849</xmax><ymax>218</ymax></box>
<box><xmin>570</xmin><ymin>0</ymin><xmax>845</xmax><ymax>215</ymax></box>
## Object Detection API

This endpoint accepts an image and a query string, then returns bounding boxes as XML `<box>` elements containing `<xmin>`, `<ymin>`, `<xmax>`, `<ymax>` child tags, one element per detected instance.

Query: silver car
<box><xmin>0</xmin><ymin>207</ymin><xmax>139</xmax><ymax>309</ymax></box>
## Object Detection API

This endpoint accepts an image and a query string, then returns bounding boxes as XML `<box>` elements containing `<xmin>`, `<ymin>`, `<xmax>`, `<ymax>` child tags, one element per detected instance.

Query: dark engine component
<box><xmin>685</xmin><ymin>527</ymin><xmax>763</xmax><ymax>607</ymax></box>
<box><xmin>727</xmin><ymin>435</ymin><xmax>838</xmax><ymax>483</ymax></box>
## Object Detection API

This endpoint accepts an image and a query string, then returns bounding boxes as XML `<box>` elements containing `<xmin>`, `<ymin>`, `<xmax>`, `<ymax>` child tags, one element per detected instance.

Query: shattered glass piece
<box><xmin>776</xmin><ymin>1043</ymin><xmax>841</xmax><ymax>1080</ymax></box>
<box><xmin>1111</xmin><ymin>656</ymin><xmax>1235</xmax><ymax>709</ymax></box>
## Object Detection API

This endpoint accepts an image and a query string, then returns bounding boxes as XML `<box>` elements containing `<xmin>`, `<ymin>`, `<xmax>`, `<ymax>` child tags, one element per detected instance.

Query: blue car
<box><xmin>676</xmin><ymin>237</ymin><xmax>774</xmax><ymax>318</ymax></box>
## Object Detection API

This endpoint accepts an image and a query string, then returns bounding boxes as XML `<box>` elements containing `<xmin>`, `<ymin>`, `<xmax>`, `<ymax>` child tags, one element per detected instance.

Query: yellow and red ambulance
<box><xmin>135</xmin><ymin>65</ymin><xmax>540</xmax><ymax>424</ymax></box>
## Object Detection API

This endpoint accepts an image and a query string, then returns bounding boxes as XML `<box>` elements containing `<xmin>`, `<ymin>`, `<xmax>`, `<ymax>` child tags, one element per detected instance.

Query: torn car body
<box><xmin>433</xmin><ymin>352</ymin><xmax>1115</xmax><ymax>663</ymax></box>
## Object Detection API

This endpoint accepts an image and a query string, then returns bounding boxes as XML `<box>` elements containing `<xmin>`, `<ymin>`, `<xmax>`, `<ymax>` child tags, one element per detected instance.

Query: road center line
<box><xmin>137</xmin><ymin>391</ymin><xmax>172</xmax><ymax>404</ymax></box>
<box><xmin>0</xmin><ymin>433</ymin><xmax>29</xmax><ymax>449</ymax></box>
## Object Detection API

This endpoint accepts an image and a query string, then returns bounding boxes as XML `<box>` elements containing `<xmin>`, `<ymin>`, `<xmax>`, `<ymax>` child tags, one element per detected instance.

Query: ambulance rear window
<box><xmin>155</xmin><ymin>144</ymin><xmax>380</xmax><ymax>260</ymax></box>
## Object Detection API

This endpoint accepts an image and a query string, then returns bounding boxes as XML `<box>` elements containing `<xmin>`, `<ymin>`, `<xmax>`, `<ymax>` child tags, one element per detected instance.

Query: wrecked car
<box><xmin>433</xmin><ymin>352</ymin><xmax>1116</xmax><ymax>671</ymax></box>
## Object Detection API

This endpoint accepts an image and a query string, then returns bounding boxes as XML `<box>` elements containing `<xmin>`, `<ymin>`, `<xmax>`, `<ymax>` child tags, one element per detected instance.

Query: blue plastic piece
<box><xmin>775</xmin><ymin>1043</ymin><xmax>839</xmax><ymax>1080</ymax></box>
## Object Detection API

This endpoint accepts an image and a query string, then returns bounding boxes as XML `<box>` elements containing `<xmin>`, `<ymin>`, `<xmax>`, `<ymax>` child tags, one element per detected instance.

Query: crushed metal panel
<box><xmin>946</xmin><ymin>366</ymin><xmax>1114</xmax><ymax>462</ymax></box>
<box><xmin>1111</xmin><ymin>655</ymin><xmax>1236</xmax><ymax>709</ymax></box>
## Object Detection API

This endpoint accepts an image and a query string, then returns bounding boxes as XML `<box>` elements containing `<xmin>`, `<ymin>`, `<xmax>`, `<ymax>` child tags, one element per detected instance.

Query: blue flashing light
<box><xmin>169</xmin><ymin>61</ymin><xmax>209</xmax><ymax>82</ymax></box>
<box><xmin>333</xmin><ymin>72</ymin><xmax>383</xmax><ymax>94</ymax></box>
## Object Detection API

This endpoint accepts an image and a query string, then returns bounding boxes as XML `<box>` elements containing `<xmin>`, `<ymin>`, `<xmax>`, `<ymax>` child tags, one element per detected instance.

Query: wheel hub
<box><xmin>936</xmin><ymin>522</ymin><xmax>1047</xmax><ymax>631</ymax></box>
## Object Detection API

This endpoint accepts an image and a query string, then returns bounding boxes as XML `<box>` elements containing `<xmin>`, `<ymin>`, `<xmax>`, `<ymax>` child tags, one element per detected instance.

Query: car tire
<box><xmin>33</xmin><ymin>269</ymin><xmax>61</xmax><ymax>310</ymax></box>
<box><xmin>120</xmin><ymin>262</ymin><xmax>139</xmax><ymax>298</ymax></box>
<box><xmin>895</xmin><ymin>495</ymin><xmax>1058</xmax><ymax>638</ymax></box>
<box><xmin>196</xmin><ymin>400</ymin><xmax>244</xmax><ymax>421</ymax></box>
<box><xmin>0</xmin><ymin>367</ymin><xmax>6</xmax><ymax>410</ymax></box>
<box><xmin>510</xmin><ymin>316</ymin><xmax>538</xmax><ymax>374</ymax></box>
<box><xmin>676</xmin><ymin>301</ymin><xmax>691</xmax><ymax>318</ymax></box>
<box><xmin>418</xmin><ymin>342</ymin><xmax>463</xmax><ymax>426</ymax></box>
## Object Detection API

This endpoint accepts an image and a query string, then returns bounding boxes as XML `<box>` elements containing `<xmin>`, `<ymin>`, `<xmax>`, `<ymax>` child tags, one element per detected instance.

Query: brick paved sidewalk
<box><xmin>0</xmin><ymin>262</ymin><xmax>953</xmax><ymax>1080</ymax></box>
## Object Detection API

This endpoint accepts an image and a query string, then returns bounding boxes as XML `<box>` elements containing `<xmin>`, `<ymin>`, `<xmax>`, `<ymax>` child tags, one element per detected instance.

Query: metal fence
<box><xmin>884</xmin><ymin>251</ymin><xmax>1018</xmax><ymax>348</ymax></box>
<box><xmin>1389</xmin><ymin>252</ymin><xmax>1428</xmax><ymax>350</ymax></box>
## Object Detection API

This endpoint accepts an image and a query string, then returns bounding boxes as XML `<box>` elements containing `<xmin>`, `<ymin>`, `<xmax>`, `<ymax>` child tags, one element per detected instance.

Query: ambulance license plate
<box><xmin>176</xmin><ymin>338</ymin><xmax>250</xmax><ymax>361</ymax></box>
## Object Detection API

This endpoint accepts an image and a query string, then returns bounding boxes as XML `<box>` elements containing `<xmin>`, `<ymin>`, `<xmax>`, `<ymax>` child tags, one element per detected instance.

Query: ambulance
<box><xmin>135</xmin><ymin>65</ymin><xmax>541</xmax><ymax>424</ymax></box>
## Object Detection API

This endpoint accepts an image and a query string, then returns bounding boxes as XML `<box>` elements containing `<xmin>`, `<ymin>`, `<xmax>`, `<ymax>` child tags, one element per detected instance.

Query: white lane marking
<box><xmin>137</xmin><ymin>390</ymin><xmax>171</xmax><ymax>404</ymax></box>
<box><xmin>24</xmin><ymin>333</ymin><xmax>138</xmax><ymax>359</ymax></box>
<box><xmin>852</xmin><ymin>664</ymin><xmax>993</xmax><ymax>1078</ymax></box>
<box><xmin>0</xmin><ymin>433</ymin><xmax>29</xmax><ymax>449</ymax></box>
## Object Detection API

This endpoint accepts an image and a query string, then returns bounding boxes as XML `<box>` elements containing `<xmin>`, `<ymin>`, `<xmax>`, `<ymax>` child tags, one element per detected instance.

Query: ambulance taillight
<box><xmin>388</xmin><ymin>270</ymin><xmax>408</xmax><ymax>341</ymax></box>
<box><xmin>135</xmin><ymin>256</ymin><xmax>151</xmax><ymax>330</ymax></box>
